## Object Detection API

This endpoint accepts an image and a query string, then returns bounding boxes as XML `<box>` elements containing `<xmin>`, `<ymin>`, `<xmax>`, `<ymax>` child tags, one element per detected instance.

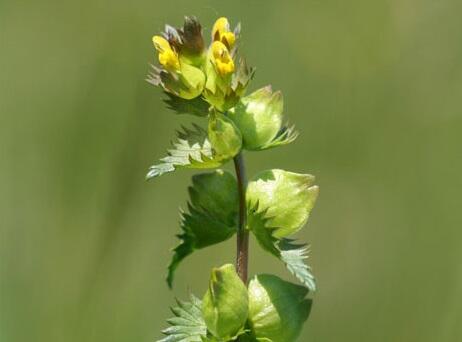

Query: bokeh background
<box><xmin>1</xmin><ymin>0</ymin><xmax>462</xmax><ymax>341</ymax></box>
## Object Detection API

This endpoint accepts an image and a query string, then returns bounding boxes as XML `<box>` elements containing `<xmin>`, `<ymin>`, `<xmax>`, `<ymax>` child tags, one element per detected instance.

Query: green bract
<box><xmin>148</xmin><ymin>16</ymin><xmax>320</xmax><ymax>342</ymax></box>
<box><xmin>202</xmin><ymin>264</ymin><xmax>249</xmax><ymax>339</ymax></box>
<box><xmin>247</xmin><ymin>169</ymin><xmax>319</xmax><ymax>238</ymax></box>
<box><xmin>248</xmin><ymin>274</ymin><xmax>312</xmax><ymax>342</ymax></box>
<box><xmin>228</xmin><ymin>86</ymin><xmax>298</xmax><ymax>150</ymax></box>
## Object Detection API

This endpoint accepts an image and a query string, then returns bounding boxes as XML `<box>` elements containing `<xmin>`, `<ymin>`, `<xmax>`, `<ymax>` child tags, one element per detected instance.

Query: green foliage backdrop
<box><xmin>1</xmin><ymin>0</ymin><xmax>461</xmax><ymax>341</ymax></box>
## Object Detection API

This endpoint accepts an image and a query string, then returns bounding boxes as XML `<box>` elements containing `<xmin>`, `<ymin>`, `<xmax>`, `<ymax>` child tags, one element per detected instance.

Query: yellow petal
<box><xmin>152</xmin><ymin>35</ymin><xmax>179</xmax><ymax>71</ymax></box>
<box><xmin>152</xmin><ymin>35</ymin><xmax>171</xmax><ymax>53</ymax></box>
<box><xmin>211</xmin><ymin>41</ymin><xmax>234</xmax><ymax>76</ymax></box>
<box><xmin>220</xmin><ymin>31</ymin><xmax>235</xmax><ymax>49</ymax></box>
<box><xmin>159</xmin><ymin>50</ymin><xmax>180</xmax><ymax>70</ymax></box>
<box><xmin>212</xmin><ymin>17</ymin><xmax>230</xmax><ymax>41</ymax></box>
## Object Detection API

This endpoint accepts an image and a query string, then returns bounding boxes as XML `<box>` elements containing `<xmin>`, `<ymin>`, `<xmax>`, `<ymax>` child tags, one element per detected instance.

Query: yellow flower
<box><xmin>211</xmin><ymin>41</ymin><xmax>235</xmax><ymax>76</ymax></box>
<box><xmin>152</xmin><ymin>35</ymin><xmax>180</xmax><ymax>71</ymax></box>
<box><xmin>212</xmin><ymin>17</ymin><xmax>236</xmax><ymax>50</ymax></box>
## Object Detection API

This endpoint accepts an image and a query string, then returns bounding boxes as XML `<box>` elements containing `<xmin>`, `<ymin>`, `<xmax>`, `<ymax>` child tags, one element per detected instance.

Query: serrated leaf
<box><xmin>167</xmin><ymin>170</ymin><xmax>238</xmax><ymax>287</ymax></box>
<box><xmin>247</xmin><ymin>208</ymin><xmax>316</xmax><ymax>291</ymax></box>
<box><xmin>146</xmin><ymin>125</ymin><xmax>224</xmax><ymax>179</ymax></box>
<box><xmin>157</xmin><ymin>294</ymin><xmax>207</xmax><ymax>342</ymax></box>
<box><xmin>163</xmin><ymin>92</ymin><xmax>210</xmax><ymax>117</ymax></box>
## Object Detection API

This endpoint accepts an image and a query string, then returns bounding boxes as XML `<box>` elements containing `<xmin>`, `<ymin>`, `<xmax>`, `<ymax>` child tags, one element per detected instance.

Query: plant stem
<box><xmin>233</xmin><ymin>152</ymin><xmax>249</xmax><ymax>283</ymax></box>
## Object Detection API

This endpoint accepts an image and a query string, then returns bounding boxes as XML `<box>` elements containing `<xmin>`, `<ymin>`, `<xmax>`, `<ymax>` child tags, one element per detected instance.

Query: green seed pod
<box><xmin>246</xmin><ymin>169</ymin><xmax>319</xmax><ymax>238</ymax></box>
<box><xmin>228</xmin><ymin>86</ymin><xmax>283</xmax><ymax>150</ymax></box>
<box><xmin>208</xmin><ymin>112</ymin><xmax>242</xmax><ymax>160</ymax></box>
<box><xmin>248</xmin><ymin>274</ymin><xmax>312</xmax><ymax>342</ymax></box>
<box><xmin>202</xmin><ymin>264</ymin><xmax>249</xmax><ymax>339</ymax></box>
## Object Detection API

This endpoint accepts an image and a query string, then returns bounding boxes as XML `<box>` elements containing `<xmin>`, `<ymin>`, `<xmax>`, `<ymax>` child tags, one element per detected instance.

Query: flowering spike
<box><xmin>149</xmin><ymin>15</ymin><xmax>320</xmax><ymax>342</ymax></box>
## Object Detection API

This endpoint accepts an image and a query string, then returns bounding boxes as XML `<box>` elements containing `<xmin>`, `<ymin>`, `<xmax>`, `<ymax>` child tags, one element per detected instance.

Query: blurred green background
<box><xmin>1</xmin><ymin>0</ymin><xmax>462</xmax><ymax>341</ymax></box>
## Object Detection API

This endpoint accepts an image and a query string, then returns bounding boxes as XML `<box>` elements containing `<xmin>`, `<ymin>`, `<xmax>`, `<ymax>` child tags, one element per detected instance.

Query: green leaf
<box><xmin>246</xmin><ymin>169</ymin><xmax>319</xmax><ymax>238</ymax></box>
<box><xmin>167</xmin><ymin>170</ymin><xmax>238</xmax><ymax>287</ymax></box>
<box><xmin>227</xmin><ymin>86</ymin><xmax>298</xmax><ymax>150</ymax></box>
<box><xmin>247</xmin><ymin>208</ymin><xmax>316</xmax><ymax>291</ymax></box>
<box><xmin>146</xmin><ymin>124</ymin><xmax>228</xmax><ymax>179</ymax></box>
<box><xmin>202</xmin><ymin>264</ymin><xmax>249</xmax><ymax>340</ymax></box>
<box><xmin>157</xmin><ymin>294</ymin><xmax>208</xmax><ymax>342</ymax></box>
<box><xmin>163</xmin><ymin>92</ymin><xmax>210</xmax><ymax>117</ymax></box>
<box><xmin>248</xmin><ymin>274</ymin><xmax>312</xmax><ymax>342</ymax></box>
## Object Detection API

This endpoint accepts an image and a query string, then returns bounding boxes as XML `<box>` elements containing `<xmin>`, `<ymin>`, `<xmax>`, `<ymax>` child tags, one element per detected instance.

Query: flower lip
<box><xmin>152</xmin><ymin>35</ymin><xmax>180</xmax><ymax>71</ymax></box>
<box><xmin>211</xmin><ymin>41</ymin><xmax>235</xmax><ymax>76</ymax></box>
<box><xmin>212</xmin><ymin>17</ymin><xmax>236</xmax><ymax>50</ymax></box>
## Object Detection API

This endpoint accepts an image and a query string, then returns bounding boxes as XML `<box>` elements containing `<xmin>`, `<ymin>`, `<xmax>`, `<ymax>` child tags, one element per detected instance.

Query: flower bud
<box><xmin>212</xmin><ymin>17</ymin><xmax>237</xmax><ymax>50</ymax></box>
<box><xmin>202</xmin><ymin>264</ymin><xmax>249</xmax><ymax>339</ymax></box>
<box><xmin>228</xmin><ymin>86</ymin><xmax>284</xmax><ymax>150</ymax></box>
<box><xmin>248</xmin><ymin>274</ymin><xmax>312</xmax><ymax>342</ymax></box>
<box><xmin>178</xmin><ymin>16</ymin><xmax>205</xmax><ymax>62</ymax></box>
<box><xmin>246</xmin><ymin>169</ymin><xmax>319</xmax><ymax>238</ymax></box>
